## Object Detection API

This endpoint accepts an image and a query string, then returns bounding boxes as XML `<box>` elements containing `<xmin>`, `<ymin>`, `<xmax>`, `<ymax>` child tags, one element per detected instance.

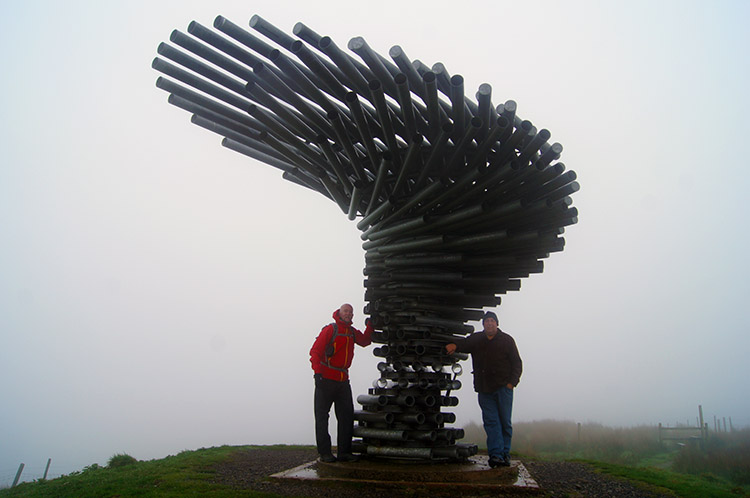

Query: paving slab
<box><xmin>271</xmin><ymin>455</ymin><xmax>541</xmax><ymax>494</ymax></box>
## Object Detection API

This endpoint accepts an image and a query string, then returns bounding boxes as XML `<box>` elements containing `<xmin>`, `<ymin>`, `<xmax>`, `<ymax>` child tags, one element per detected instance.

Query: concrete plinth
<box><xmin>271</xmin><ymin>455</ymin><xmax>540</xmax><ymax>494</ymax></box>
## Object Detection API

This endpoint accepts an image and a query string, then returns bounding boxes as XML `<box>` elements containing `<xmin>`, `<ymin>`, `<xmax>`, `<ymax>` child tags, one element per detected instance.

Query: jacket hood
<box><xmin>332</xmin><ymin>308</ymin><xmax>352</xmax><ymax>326</ymax></box>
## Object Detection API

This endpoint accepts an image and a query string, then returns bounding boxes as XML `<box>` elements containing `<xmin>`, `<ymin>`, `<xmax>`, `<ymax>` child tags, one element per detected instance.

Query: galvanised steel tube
<box><xmin>245</xmin><ymin>81</ymin><xmax>319</xmax><ymax>143</ymax></box>
<box><xmin>449</xmin><ymin>74</ymin><xmax>467</xmax><ymax>140</ymax></box>
<box><xmin>365</xmin><ymin>446</ymin><xmax>432</xmax><ymax>459</ymax></box>
<box><xmin>318</xmin><ymin>35</ymin><xmax>371</xmax><ymax>97</ymax></box>
<box><xmin>444</xmin><ymin>117</ymin><xmax>483</xmax><ymax>176</ymax></box>
<box><xmin>394</xmin><ymin>73</ymin><xmax>419</xmax><ymax>141</ymax></box>
<box><xmin>289</xmin><ymin>40</ymin><xmax>348</xmax><ymax>100</ymax></box>
<box><xmin>153</xmin><ymin>57</ymin><xmax>253</xmax><ymax>114</ymax></box>
<box><xmin>222</xmin><ymin>138</ymin><xmax>297</xmax><ymax>173</ymax></box>
<box><xmin>366</xmin><ymin>155</ymin><xmax>393</xmax><ymax>215</ymax></box>
<box><xmin>348</xmin><ymin>36</ymin><xmax>399</xmax><ymax>98</ymax></box>
<box><xmin>413</xmin><ymin>123</ymin><xmax>453</xmax><ymax>189</ymax></box>
<box><xmin>248</xmin><ymin>14</ymin><xmax>295</xmax><ymax>51</ymax></box>
<box><xmin>476</xmin><ymin>83</ymin><xmax>494</xmax><ymax>142</ymax></box>
<box><xmin>391</xmin><ymin>136</ymin><xmax>424</xmax><ymax>196</ymax></box>
<box><xmin>327</xmin><ymin>110</ymin><xmax>368</xmax><ymax>182</ymax></box>
<box><xmin>268</xmin><ymin>49</ymin><xmax>338</xmax><ymax>115</ymax></box>
<box><xmin>156</xmin><ymin>43</ymin><xmax>254</xmax><ymax>104</ymax></box>
<box><xmin>247</xmin><ymin>106</ymin><xmax>327</xmax><ymax>169</ymax></box>
<box><xmin>353</xmin><ymin>427</ymin><xmax>408</xmax><ymax>441</ymax></box>
<box><xmin>357</xmin><ymin>394</ymin><xmax>388</xmax><ymax>406</ymax></box>
<box><xmin>422</xmin><ymin>71</ymin><xmax>447</xmax><ymax>143</ymax></box>
<box><xmin>368</xmin><ymin>80</ymin><xmax>404</xmax><ymax>167</ymax></box>
<box><xmin>253</xmin><ymin>62</ymin><xmax>335</xmax><ymax>138</ymax></box>
<box><xmin>344</xmin><ymin>92</ymin><xmax>383</xmax><ymax>169</ymax></box>
<box><xmin>317</xmin><ymin>136</ymin><xmax>353</xmax><ymax>196</ymax></box>
<box><xmin>353</xmin><ymin>411</ymin><xmax>395</xmax><ymax>424</ymax></box>
<box><xmin>168</xmin><ymin>94</ymin><xmax>264</xmax><ymax>142</ymax></box>
<box><xmin>158</xmin><ymin>78</ymin><xmax>265</xmax><ymax>135</ymax></box>
<box><xmin>388</xmin><ymin>45</ymin><xmax>426</xmax><ymax>100</ymax></box>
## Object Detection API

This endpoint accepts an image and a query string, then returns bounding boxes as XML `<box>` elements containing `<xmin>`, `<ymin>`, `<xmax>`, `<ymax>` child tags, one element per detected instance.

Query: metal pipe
<box><xmin>356</xmin><ymin>198</ymin><xmax>392</xmax><ymax>230</ymax></box>
<box><xmin>354</xmin><ymin>427</ymin><xmax>408</xmax><ymax>441</ymax></box>
<box><xmin>152</xmin><ymin>56</ymin><xmax>252</xmax><ymax>113</ymax></box>
<box><xmin>253</xmin><ymin>61</ymin><xmax>334</xmax><ymax>138</ymax></box>
<box><xmin>391</xmin><ymin>136</ymin><xmax>424</xmax><ymax>196</ymax></box>
<box><xmin>289</xmin><ymin>40</ymin><xmax>347</xmax><ymax>100</ymax></box>
<box><xmin>368</xmin><ymin>79</ymin><xmax>404</xmax><ymax>168</ymax></box>
<box><xmin>222</xmin><ymin>138</ymin><xmax>297</xmax><ymax>173</ymax></box>
<box><xmin>365</xmin><ymin>446</ymin><xmax>432</xmax><ymax>459</ymax></box>
<box><xmin>396</xmin><ymin>412</ymin><xmax>426</xmax><ymax>425</ymax></box>
<box><xmin>394</xmin><ymin>73</ymin><xmax>418</xmax><ymax>140</ymax></box>
<box><xmin>347</xmin><ymin>183</ymin><xmax>364</xmax><ymax>220</ymax></box>
<box><xmin>317</xmin><ymin>136</ymin><xmax>353</xmax><ymax>195</ymax></box>
<box><xmin>245</xmin><ymin>80</ymin><xmax>319</xmax><ymax>142</ymax></box>
<box><xmin>444</xmin><ymin>116</ymin><xmax>482</xmax><ymax>176</ymax></box>
<box><xmin>353</xmin><ymin>411</ymin><xmax>395</xmax><ymax>424</ymax></box>
<box><xmin>247</xmin><ymin>14</ymin><xmax>296</xmax><ymax>50</ymax></box>
<box><xmin>388</xmin><ymin>45</ymin><xmax>426</xmax><ymax>99</ymax></box>
<box><xmin>476</xmin><ymin>83</ymin><xmax>494</xmax><ymax>142</ymax></box>
<box><xmin>423</xmin><ymin>71</ymin><xmax>447</xmax><ymax>142</ymax></box>
<box><xmin>157</xmin><ymin>77</ymin><xmax>263</xmax><ymax>133</ymax></box>
<box><xmin>366</xmin><ymin>154</ymin><xmax>392</xmax><ymax>215</ymax></box>
<box><xmin>357</xmin><ymin>394</ymin><xmax>388</xmax><ymax>406</ymax></box>
<box><xmin>327</xmin><ymin>110</ymin><xmax>368</xmax><ymax>182</ymax></box>
<box><xmin>348</xmin><ymin>36</ymin><xmax>398</xmax><ymax>97</ymax></box>
<box><xmin>413</xmin><ymin>123</ymin><xmax>453</xmax><ymax>189</ymax></box>
<box><xmin>449</xmin><ymin>74</ymin><xmax>466</xmax><ymax>140</ymax></box>
<box><xmin>318</xmin><ymin>35</ymin><xmax>371</xmax><ymax>96</ymax></box>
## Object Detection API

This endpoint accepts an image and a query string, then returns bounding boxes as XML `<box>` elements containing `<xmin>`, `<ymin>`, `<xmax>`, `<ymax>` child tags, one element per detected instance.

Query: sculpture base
<box><xmin>271</xmin><ymin>455</ymin><xmax>541</xmax><ymax>494</ymax></box>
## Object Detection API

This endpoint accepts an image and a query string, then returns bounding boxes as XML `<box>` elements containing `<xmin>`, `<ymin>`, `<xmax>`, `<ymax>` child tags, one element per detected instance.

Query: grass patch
<box><xmin>0</xmin><ymin>445</ymin><xmax>311</xmax><ymax>498</ymax></box>
<box><xmin>467</xmin><ymin>419</ymin><xmax>750</xmax><ymax>497</ymax></box>
<box><xmin>587</xmin><ymin>460</ymin><xmax>750</xmax><ymax>498</ymax></box>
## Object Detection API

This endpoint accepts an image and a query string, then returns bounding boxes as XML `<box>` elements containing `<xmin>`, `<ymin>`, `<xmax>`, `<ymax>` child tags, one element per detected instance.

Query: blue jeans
<box><xmin>478</xmin><ymin>387</ymin><xmax>514</xmax><ymax>459</ymax></box>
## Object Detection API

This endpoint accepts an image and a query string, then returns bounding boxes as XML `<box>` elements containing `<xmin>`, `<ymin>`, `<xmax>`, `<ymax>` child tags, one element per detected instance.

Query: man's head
<box><xmin>338</xmin><ymin>303</ymin><xmax>354</xmax><ymax>324</ymax></box>
<box><xmin>482</xmin><ymin>311</ymin><xmax>499</xmax><ymax>336</ymax></box>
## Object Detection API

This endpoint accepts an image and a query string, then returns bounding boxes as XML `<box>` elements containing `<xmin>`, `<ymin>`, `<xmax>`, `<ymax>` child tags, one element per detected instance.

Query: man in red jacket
<box><xmin>310</xmin><ymin>303</ymin><xmax>374</xmax><ymax>462</ymax></box>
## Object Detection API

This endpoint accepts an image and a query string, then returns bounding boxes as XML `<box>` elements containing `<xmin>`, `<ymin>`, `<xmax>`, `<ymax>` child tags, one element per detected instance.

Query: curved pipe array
<box><xmin>153</xmin><ymin>15</ymin><xmax>578</xmax><ymax>461</ymax></box>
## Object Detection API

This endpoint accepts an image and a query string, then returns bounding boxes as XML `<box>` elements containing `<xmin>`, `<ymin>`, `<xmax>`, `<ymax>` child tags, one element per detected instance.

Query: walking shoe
<box><xmin>336</xmin><ymin>453</ymin><xmax>359</xmax><ymax>462</ymax></box>
<box><xmin>488</xmin><ymin>455</ymin><xmax>504</xmax><ymax>468</ymax></box>
<box><xmin>500</xmin><ymin>455</ymin><xmax>511</xmax><ymax>467</ymax></box>
<box><xmin>319</xmin><ymin>454</ymin><xmax>337</xmax><ymax>463</ymax></box>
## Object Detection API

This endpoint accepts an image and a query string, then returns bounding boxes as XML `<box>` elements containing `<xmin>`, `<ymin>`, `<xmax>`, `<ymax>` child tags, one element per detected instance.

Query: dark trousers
<box><xmin>314</xmin><ymin>377</ymin><xmax>354</xmax><ymax>456</ymax></box>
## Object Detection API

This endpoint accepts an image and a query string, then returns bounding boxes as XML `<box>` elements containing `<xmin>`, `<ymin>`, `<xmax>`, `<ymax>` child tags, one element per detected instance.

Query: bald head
<box><xmin>339</xmin><ymin>303</ymin><xmax>353</xmax><ymax>323</ymax></box>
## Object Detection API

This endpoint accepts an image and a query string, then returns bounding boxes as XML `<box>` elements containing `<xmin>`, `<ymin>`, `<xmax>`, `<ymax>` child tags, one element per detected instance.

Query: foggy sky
<box><xmin>2</xmin><ymin>0</ymin><xmax>749</xmax><ymax>485</ymax></box>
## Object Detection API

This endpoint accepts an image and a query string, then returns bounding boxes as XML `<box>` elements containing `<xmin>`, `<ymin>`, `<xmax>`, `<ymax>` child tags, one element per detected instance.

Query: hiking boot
<box><xmin>336</xmin><ymin>453</ymin><xmax>359</xmax><ymax>462</ymax></box>
<box><xmin>500</xmin><ymin>455</ymin><xmax>511</xmax><ymax>467</ymax></box>
<box><xmin>488</xmin><ymin>455</ymin><xmax>504</xmax><ymax>468</ymax></box>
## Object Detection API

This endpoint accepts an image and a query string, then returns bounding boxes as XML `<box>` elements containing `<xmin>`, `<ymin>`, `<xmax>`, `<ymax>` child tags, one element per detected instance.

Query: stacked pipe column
<box><xmin>153</xmin><ymin>15</ymin><xmax>578</xmax><ymax>462</ymax></box>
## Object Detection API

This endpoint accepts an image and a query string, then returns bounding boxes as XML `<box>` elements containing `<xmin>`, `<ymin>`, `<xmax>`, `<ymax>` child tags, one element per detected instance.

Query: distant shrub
<box><xmin>108</xmin><ymin>453</ymin><xmax>138</xmax><ymax>468</ymax></box>
<box><xmin>673</xmin><ymin>429</ymin><xmax>750</xmax><ymax>485</ymax></box>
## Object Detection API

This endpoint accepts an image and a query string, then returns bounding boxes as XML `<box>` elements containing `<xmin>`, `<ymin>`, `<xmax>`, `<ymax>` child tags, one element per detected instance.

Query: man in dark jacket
<box><xmin>446</xmin><ymin>311</ymin><xmax>522</xmax><ymax>468</ymax></box>
<box><xmin>310</xmin><ymin>304</ymin><xmax>373</xmax><ymax>463</ymax></box>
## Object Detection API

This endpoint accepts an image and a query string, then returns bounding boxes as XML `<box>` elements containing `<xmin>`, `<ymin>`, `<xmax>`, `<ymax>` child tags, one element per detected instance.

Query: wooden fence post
<box><xmin>43</xmin><ymin>458</ymin><xmax>52</xmax><ymax>480</ymax></box>
<box><xmin>11</xmin><ymin>463</ymin><xmax>24</xmax><ymax>488</ymax></box>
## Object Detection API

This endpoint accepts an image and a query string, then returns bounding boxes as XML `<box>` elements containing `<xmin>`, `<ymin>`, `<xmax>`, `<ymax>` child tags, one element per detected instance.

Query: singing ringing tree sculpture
<box><xmin>153</xmin><ymin>14</ymin><xmax>579</xmax><ymax>461</ymax></box>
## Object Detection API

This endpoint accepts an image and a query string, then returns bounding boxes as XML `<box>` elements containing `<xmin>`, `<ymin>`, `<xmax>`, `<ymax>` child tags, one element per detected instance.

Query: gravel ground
<box><xmin>212</xmin><ymin>447</ymin><xmax>675</xmax><ymax>497</ymax></box>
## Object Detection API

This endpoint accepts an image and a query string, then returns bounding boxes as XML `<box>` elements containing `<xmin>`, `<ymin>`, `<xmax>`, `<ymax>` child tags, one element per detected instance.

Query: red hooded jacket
<box><xmin>310</xmin><ymin>308</ymin><xmax>374</xmax><ymax>381</ymax></box>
